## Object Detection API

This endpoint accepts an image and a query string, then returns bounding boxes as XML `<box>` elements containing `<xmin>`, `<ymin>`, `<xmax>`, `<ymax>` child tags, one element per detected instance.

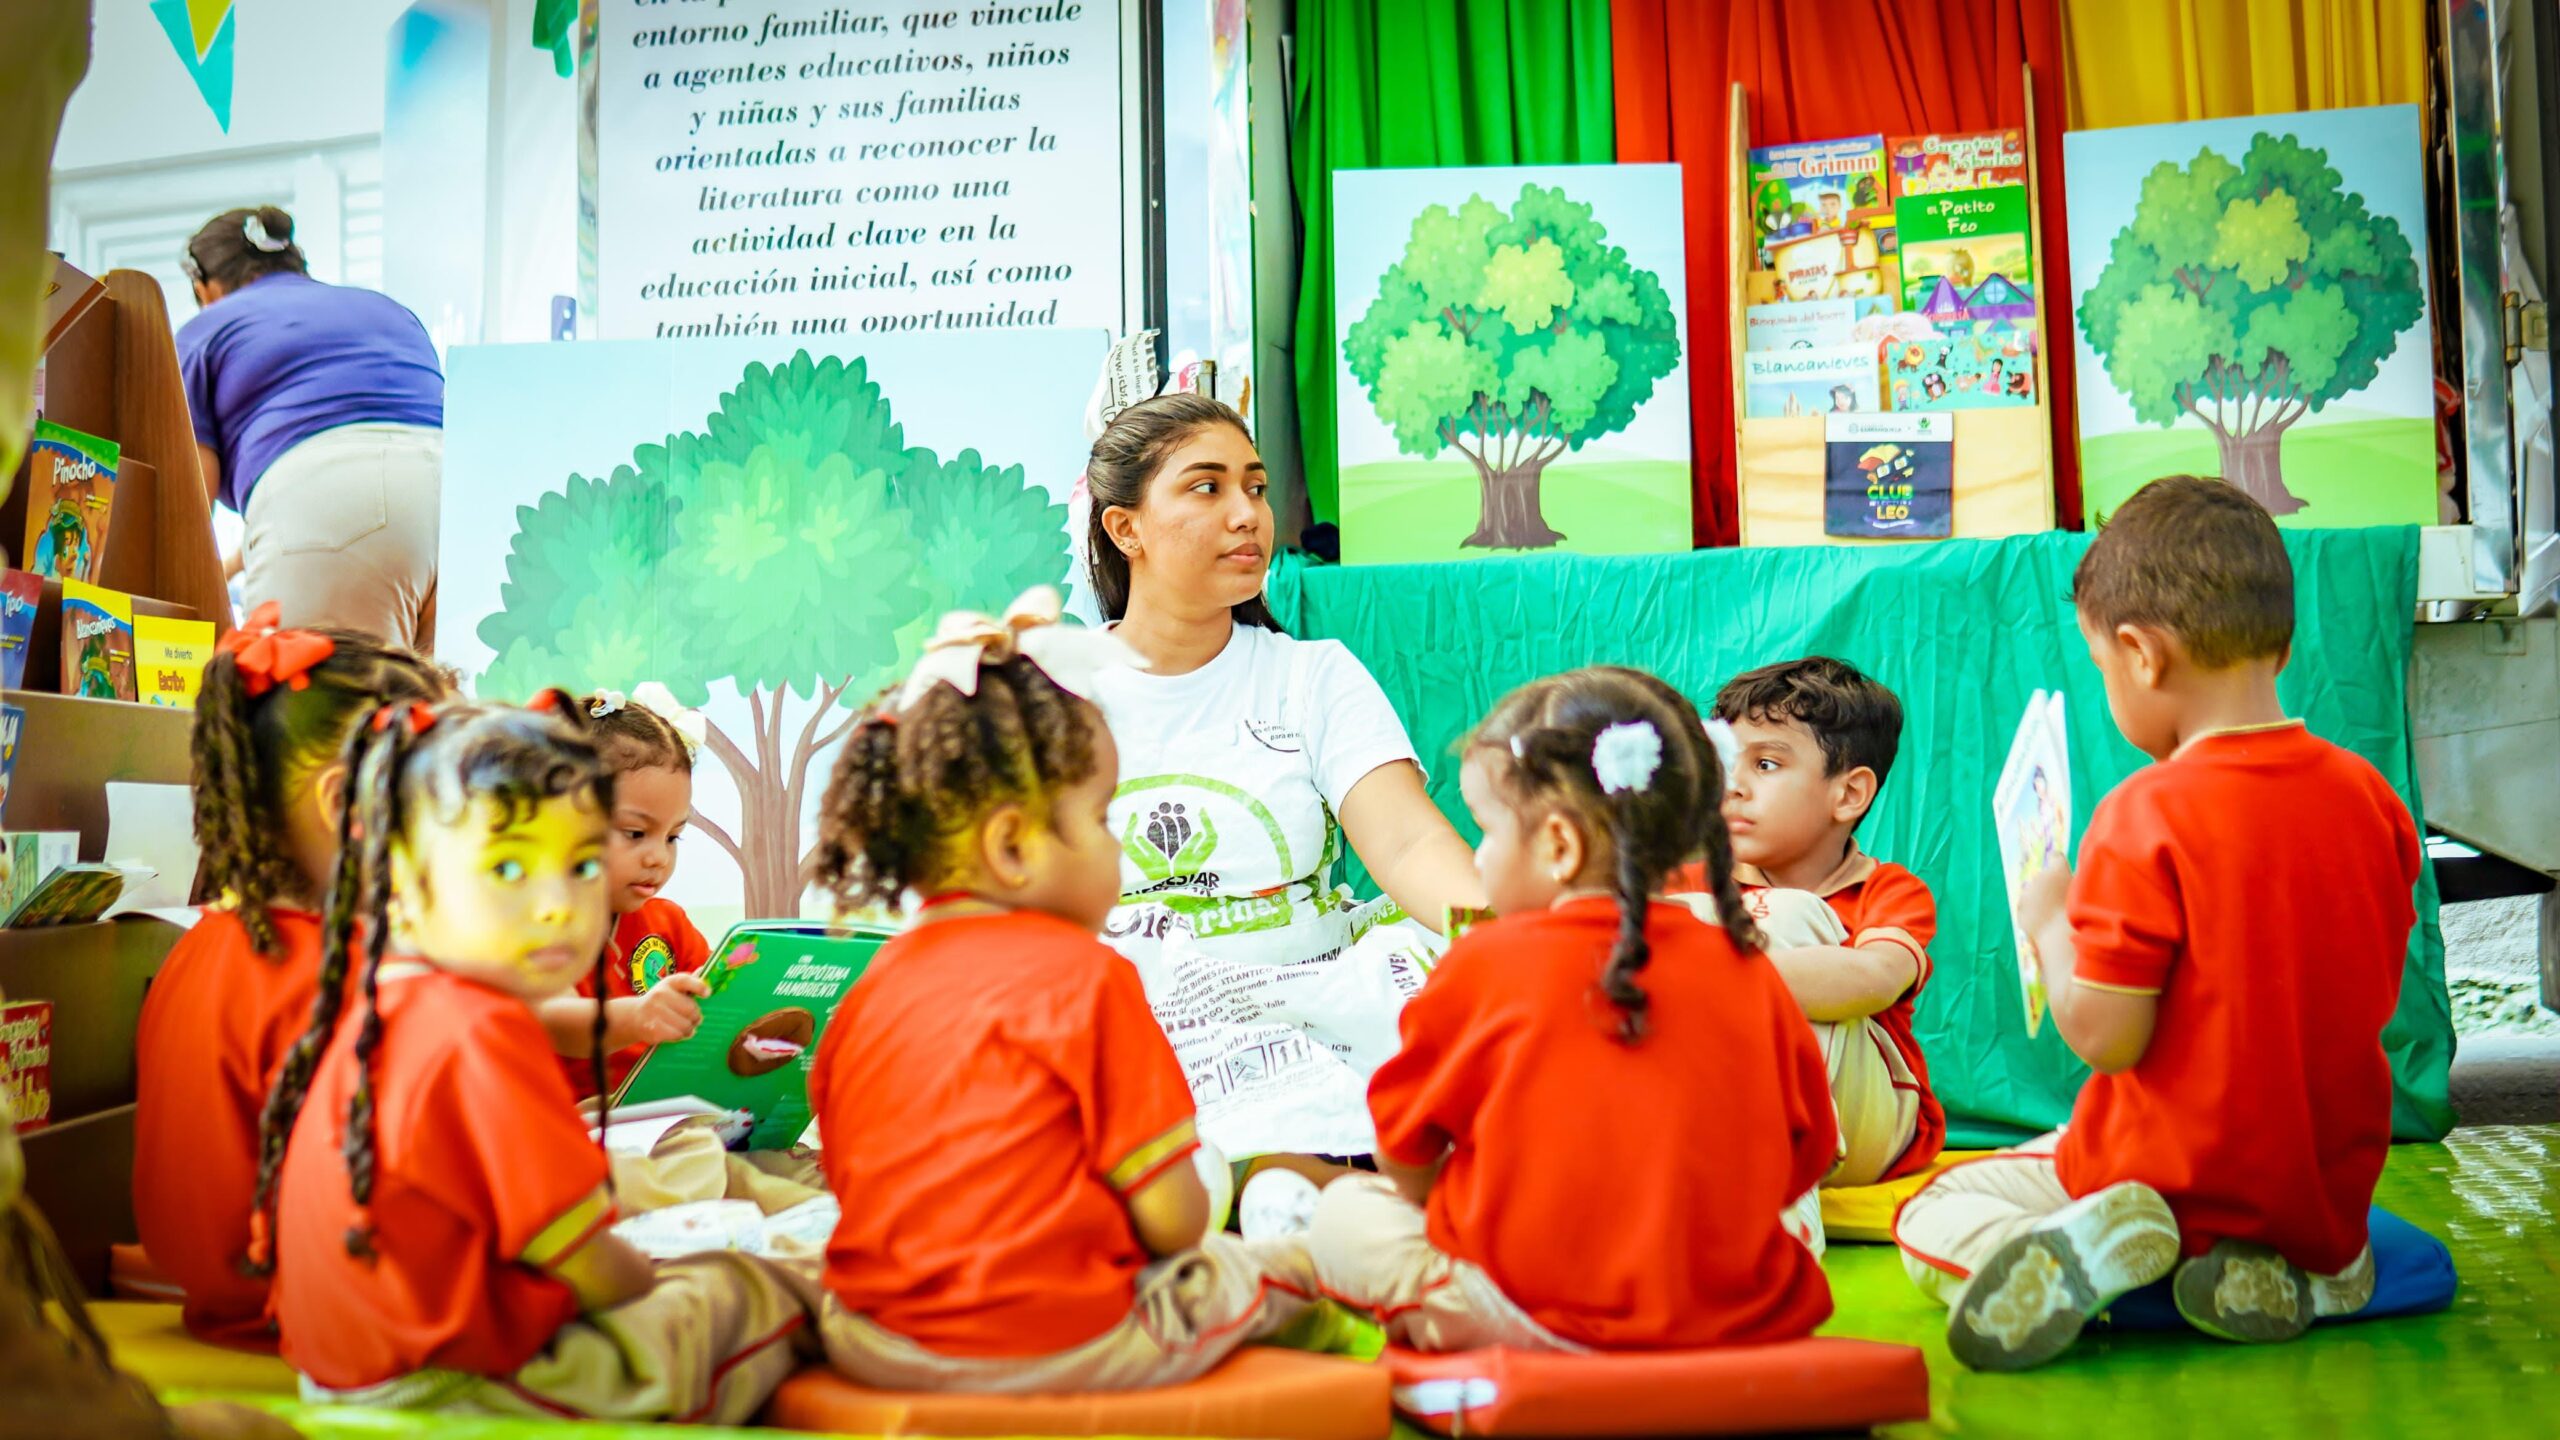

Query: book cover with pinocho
<box><xmin>614</xmin><ymin>921</ymin><xmax>894</xmax><ymax>1148</ymax></box>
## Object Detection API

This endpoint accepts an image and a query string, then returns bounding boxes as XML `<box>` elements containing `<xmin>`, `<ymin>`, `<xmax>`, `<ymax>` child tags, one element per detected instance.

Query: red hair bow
<box><xmin>370</xmin><ymin>701</ymin><xmax>436</xmax><ymax>737</ymax></box>
<box><xmin>215</xmin><ymin>600</ymin><xmax>335</xmax><ymax>698</ymax></box>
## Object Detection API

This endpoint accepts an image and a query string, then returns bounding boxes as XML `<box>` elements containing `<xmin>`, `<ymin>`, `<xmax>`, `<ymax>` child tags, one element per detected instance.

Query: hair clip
<box><xmin>1592</xmin><ymin>721</ymin><xmax>1664</xmax><ymax>795</ymax></box>
<box><xmin>1508</xmin><ymin>735</ymin><xmax>1529</xmax><ymax>761</ymax></box>
<box><xmin>216</xmin><ymin>599</ymin><xmax>336</xmax><ymax>698</ymax></box>
<box><xmin>587</xmin><ymin>689</ymin><xmax>627</xmax><ymax>719</ymax></box>
<box><xmin>630</xmin><ymin>681</ymin><xmax>708</xmax><ymax>754</ymax></box>
<box><xmin>242</xmin><ymin>213</ymin><xmax>290</xmax><ymax>253</ymax></box>
<box><xmin>1702</xmin><ymin>717</ymin><xmax>1744</xmax><ymax>779</ymax></box>
<box><xmin>371</xmin><ymin>701</ymin><xmax>436</xmax><ymax>736</ymax></box>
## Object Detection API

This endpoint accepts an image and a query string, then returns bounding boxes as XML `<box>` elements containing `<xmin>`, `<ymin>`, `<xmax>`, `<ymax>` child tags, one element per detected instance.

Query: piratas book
<box><xmin>23</xmin><ymin>419</ymin><xmax>119</xmax><ymax>585</ymax></box>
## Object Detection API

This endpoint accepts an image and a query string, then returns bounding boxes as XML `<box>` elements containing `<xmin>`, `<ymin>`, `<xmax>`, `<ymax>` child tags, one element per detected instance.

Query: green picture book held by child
<box><xmin>612</xmin><ymin>921</ymin><xmax>895</xmax><ymax>1150</ymax></box>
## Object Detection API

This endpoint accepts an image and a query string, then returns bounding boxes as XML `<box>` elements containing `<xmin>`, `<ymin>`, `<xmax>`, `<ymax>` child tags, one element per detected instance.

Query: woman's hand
<box><xmin>1337</xmin><ymin>761</ymin><xmax>1485</xmax><ymax>931</ymax></box>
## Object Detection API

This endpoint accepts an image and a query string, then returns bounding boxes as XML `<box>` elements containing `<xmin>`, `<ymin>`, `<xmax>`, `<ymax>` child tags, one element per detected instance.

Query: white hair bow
<box><xmin>1591</xmin><ymin>721</ymin><xmax>1665</xmax><ymax>795</ymax></box>
<box><xmin>1701</xmin><ymin>717</ymin><xmax>1744</xmax><ymax>780</ymax></box>
<box><xmin>587</xmin><ymin>689</ymin><xmax>628</xmax><ymax>719</ymax></box>
<box><xmin>893</xmin><ymin>586</ymin><xmax>1147</xmax><ymax>712</ymax></box>
<box><xmin>630</xmin><ymin>681</ymin><xmax>708</xmax><ymax>755</ymax></box>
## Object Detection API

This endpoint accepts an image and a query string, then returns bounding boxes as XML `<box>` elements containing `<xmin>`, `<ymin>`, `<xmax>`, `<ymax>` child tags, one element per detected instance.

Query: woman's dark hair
<box><xmin>1468</xmin><ymin>666</ymin><xmax>1760</xmax><ymax>1044</ymax></box>
<box><xmin>243</xmin><ymin>695</ymin><xmax>613</xmax><ymax>1271</ymax></box>
<box><xmin>581</xmin><ymin>692</ymin><xmax>694</xmax><ymax>776</ymax></box>
<box><xmin>182</xmin><ymin>206</ymin><xmax>308</xmax><ymax>292</ymax></box>
<box><xmin>193</xmin><ymin>629</ymin><xmax>450</xmax><ymax>955</ymax></box>
<box><xmin>1083</xmin><ymin>393</ymin><xmax>1281</xmax><ymax>631</ymax></box>
<box><xmin>809</xmin><ymin>653</ymin><xmax>1105</xmax><ymax>912</ymax></box>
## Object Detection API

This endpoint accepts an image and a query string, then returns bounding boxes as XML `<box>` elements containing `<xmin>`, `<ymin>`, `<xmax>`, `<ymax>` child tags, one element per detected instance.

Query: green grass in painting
<box><xmin>1338</xmin><ymin>457</ymin><xmax>1691</xmax><ymax>566</ymax></box>
<box><xmin>2080</xmin><ymin>416</ymin><xmax>2436</xmax><ymax>528</ymax></box>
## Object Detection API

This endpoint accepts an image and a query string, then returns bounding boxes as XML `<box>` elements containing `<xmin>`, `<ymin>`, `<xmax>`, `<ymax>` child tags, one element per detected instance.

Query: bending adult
<box><xmin>1083</xmin><ymin>395</ymin><xmax>1484</xmax><ymax>1162</ymax></box>
<box><xmin>178</xmin><ymin>206</ymin><xmax>443</xmax><ymax>649</ymax></box>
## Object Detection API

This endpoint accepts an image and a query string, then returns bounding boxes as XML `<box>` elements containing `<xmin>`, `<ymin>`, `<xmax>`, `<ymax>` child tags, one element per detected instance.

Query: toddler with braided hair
<box><xmin>133</xmin><ymin>601</ymin><xmax>448</xmax><ymax>1348</ymax></box>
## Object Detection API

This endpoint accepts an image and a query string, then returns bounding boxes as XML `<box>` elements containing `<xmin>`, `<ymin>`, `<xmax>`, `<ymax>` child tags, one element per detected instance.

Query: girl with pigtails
<box><xmin>1306</xmin><ymin>667</ymin><xmax>1840</xmax><ymax>1353</ymax></box>
<box><xmin>251</xmin><ymin>694</ymin><xmax>805</xmax><ymax>1422</ymax></box>
<box><xmin>133</xmin><ymin>602</ymin><xmax>450</xmax><ymax>1348</ymax></box>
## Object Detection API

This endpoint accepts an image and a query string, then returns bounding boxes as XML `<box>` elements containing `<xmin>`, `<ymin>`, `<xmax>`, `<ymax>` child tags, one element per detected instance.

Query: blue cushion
<box><xmin>2099</xmin><ymin>1207</ymin><xmax>2457</xmax><ymax>1330</ymax></box>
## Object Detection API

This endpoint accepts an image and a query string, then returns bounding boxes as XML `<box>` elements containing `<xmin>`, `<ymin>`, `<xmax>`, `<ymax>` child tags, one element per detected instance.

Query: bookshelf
<box><xmin>5</xmin><ymin>267</ymin><xmax>226</xmax><ymax>1292</ymax></box>
<box><xmin>1729</xmin><ymin>69</ymin><xmax>2062</xmax><ymax>547</ymax></box>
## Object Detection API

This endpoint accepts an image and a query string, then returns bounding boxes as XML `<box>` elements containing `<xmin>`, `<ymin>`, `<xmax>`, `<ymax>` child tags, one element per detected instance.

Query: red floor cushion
<box><xmin>760</xmin><ymin>1345</ymin><xmax>1393</xmax><ymax>1438</ymax></box>
<box><xmin>1387</xmin><ymin>1339</ymin><xmax>1930</xmax><ymax>1437</ymax></box>
<box><xmin>108</xmin><ymin>1243</ymin><xmax>186</xmax><ymax>1304</ymax></box>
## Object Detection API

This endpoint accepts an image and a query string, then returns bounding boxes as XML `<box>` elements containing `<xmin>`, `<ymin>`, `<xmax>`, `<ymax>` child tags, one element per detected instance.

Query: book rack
<box><xmin>4</xmin><ymin>268</ymin><xmax>225</xmax><ymax>1291</ymax></box>
<box><xmin>1729</xmin><ymin>68</ymin><xmax>2062</xmax><ymax>546</ymax></box>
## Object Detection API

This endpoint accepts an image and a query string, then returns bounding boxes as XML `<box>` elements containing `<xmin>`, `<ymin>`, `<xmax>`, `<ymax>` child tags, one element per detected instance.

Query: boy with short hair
<box><xmin>1895</xmin><ymin>475</ymin><xmax>2421</xmax><ymax>1371</ymax></box>
<box><xmin>1678</xmin><ymin>656</ymin><xmax>1945</xmax><ymax>1189</ymax></box>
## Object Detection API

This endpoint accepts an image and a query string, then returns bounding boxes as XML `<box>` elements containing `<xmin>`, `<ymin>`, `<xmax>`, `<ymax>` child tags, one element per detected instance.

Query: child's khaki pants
<box><xmin>1745</xmin><ymin>889</ymin><xmax>1922</xmax><ymax>1188</ymax></box>
<box><xmin>794</xmin><ymin>1233</ymin><xmax>1314</xmax><ymax>1393</ymax></box>
<box><xmin>1305</xmin><ymin>1174</ymin><xmax>1585</xmax><ymax>1353</ymax></box>
<box><xmin>610</xmin><ymin>1116</ymin><xmax>825</xmax><ymax>1216</ymax></box>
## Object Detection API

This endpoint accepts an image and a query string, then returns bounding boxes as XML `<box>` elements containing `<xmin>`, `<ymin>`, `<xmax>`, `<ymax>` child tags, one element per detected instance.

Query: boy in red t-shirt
<box><xmin>1896</xmin><ymin>476</ymin><xmax>2420</xmax><ymax>1371</ymax></box>
<box><xmin>1673</xmin><ymin>657</ymin><xmax>1944</xmax><ymax>1187</ymax></box>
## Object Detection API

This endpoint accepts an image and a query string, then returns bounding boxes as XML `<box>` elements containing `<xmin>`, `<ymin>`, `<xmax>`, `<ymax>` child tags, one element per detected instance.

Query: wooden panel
<box><xmin>104</xmin><ymin>271</ymin><xmax>232</xmax><ymax>636</ymax></box>
<box><xmin>1737</xmin><ymin>408</ymin><xmax>2057</xmax><ymax>546</ymax></box>
<box><xmin>0</xmin><ymin>920</ymin><xmax>179</xmax><ymax>1122</ymax></box>
<box><xmin>17</xmin><ymin>1104</ymin><xmax>139</xmax><ymax>1296</ymax></box>
<box><xmin>6</xmin><ymin>292</ymin><xmax>117</xmax><ymax>569</ymax></box>
<box><xmin>0</xmin><ymin>688</ymin><xmax>194</xmax><ymax>857</ymax></box>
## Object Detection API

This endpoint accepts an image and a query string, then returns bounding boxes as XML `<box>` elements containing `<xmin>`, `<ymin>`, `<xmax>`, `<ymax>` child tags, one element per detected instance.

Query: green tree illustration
<box><xmin>2077</xmin><ymin>133</ymin><xmax>2424</xmax><ymax>516</ymax></box>
<box><xmin>476</xmin><ymin>352</ymin><xmax>1072</xmax><ymax>914</ymax></box>
<box><xmin>1344</xmin><ymin>184</ymin><xmax>1682</xmax><ymax>550</ymax></box>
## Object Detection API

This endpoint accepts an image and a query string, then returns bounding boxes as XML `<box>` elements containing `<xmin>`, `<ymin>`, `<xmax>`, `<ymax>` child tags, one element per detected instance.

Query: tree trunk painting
<box><xmin>690</xmin><ymin>680</ymin><xmax>858</xmax><ymax>917</ymax></box>
<box><xmin>1443</xmin><ymin>404</ymin><xmax>1569</xmax><ymax>550</ymax></box>
<box><xmin>2212</xmin><ymin>423</ymin><xmax>2306</xmax><ymax>517</ymax></box>
<box><xmin>2175</xmin><ymin>354</ymin><xmax>2310</xmax><ymax>517</ymax></box>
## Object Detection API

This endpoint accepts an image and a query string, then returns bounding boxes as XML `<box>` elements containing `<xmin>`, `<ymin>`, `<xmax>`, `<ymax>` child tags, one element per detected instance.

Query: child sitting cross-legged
<box><xmin>1673</xmin><ymin>657</ymin><xmax>1943</xmax><ymax>1188</ymax></box>
<box><xmin>256</xmin><ymin>695</ymin><xmax>807</xmax><ymax>1420</ymax></box>
<box><xmin>1896</xmin><ymin>476</ymin><xmax>2422</xmax><ymax>1370</ymax></box>
<box><xmin>797</xmin><ymin>588</ymin><xmax>1317</xmax><ymax>1392</ymax></box>
<box><xmin>1308</xmin><ymin>666</ymin><xmax>1837</xmax><ymax>1352</ymax></box>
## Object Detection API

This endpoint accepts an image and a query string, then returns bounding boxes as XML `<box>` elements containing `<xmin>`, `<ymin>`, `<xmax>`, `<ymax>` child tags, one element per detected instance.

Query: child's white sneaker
<box><xmin>2172</xmin><ymin>1239</ymin><xmax>2320</xmax><ymax>1343</ymax></box>
<box><xmin>1947</xmin><ymin>1180</ymin><xmax>2180</xmax><ymax>1372</ymax></box>
<box><xmin>1238</xmin><ymin>1168</ymin><xmax>1322</xmax><ymax>1241</ymax></box>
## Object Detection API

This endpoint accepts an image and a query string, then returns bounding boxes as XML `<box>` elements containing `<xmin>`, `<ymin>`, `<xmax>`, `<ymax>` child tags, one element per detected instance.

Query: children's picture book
<box><xmin>1</xmin><ymin>999</ymin><xmax>50</xmax><ymax>1132</ymax></box>
<box><xmin>1887</xmin><ymin>129</ymin><xmax>2029</xmax><ymax>198</ymax></box>
<box><xmin>1743</xmin><ymin>345</ymin><xmax>1883</xmax><ymax>420</ymax></box>
<box><xmin>133</xmin><ymin>616</ymin><xmax>216</xmax><ymax>710</ymax></box>
<box><xmin>0</xmin><ymin>833</ymin><xmax>78</xmax><ymax>919</ymax></box>
<box><xmin>615</xmin><ymin>922</ymin><xmax>896</xmax><ymax>1150</ymax></box>
<box><xmin>1884</xmin><ymin>319</ymin><xmax>2039</xmax><ymax>412</ymax></box>
<box><xmin>1895</xmin><ymin>184</ymin><xmax>2033</xmax><ymax>315</ymax></box>
<box><xmin>22</xmin><ymin>419</ymin><xmax>120</xmax><ymax>585</ymax></box>
<box><xmin>59</xmin><ymin>581</ymin><xmax>135</xmax><ymax>702</ymax></box>
<box><xmin>1824</xmin><ymin>412</ymin><xmax>1953</xmax><ymax>539</ymax></box>
<box><xmin>1745</xmin><ymin>298</ymin><xmax>1887</xmax><ymax>352</ymax></box>
<box><xmin>0</xmin><ymin>704</ymin><xmax>20</xmax><ymax>829</ymax></box>
<box><xmin>1747</xmin><ymin>135</ymin><xmax>1890</xmax><ymax>265</ymax></box>
<box><xmin>0</xmin><ymin>863</ymin><xmax>132</xmax><ymax>929</ymax></box>
<box><xmin>1993</xmin><ymin>691</ymin><xmax>2071</xmax><ymax>1037</ymax></box>
<box><xmin>0</xmin><ymin>571</ymin><xmax>38</xmax><ymax>691</ymax></box>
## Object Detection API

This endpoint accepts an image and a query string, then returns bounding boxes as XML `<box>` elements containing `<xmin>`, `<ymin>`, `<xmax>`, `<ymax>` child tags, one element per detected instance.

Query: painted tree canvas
<box><xmin>441</xmin><ymin>332</ymin><xmax>1104</xmax><ymax>928</ymax></box>
<box><xmin>1332</xmin><ymin>165</ymin><xmax>1692</xmax><ymax>564</ymax></box>
<box><xmin>2063</xmin><ymin>105</ymin><xmax>2436</xmax><ymax>526</ymax></box>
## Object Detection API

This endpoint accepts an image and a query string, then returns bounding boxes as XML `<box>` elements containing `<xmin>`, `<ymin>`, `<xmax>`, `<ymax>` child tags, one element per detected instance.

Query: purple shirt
<box><xmin>178</xmin><ymin>273</ymin><xmax>444</xmax><ymax>511</ymax></box>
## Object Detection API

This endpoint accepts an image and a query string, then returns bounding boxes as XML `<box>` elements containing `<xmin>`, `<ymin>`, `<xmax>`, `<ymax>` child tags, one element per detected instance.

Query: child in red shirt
<box><xmin>256</xmin><ymin>696</ymin><xmax>805</xmax><ymax>1421</ymax></box>
<box><xmin>1310</xmin><ymin>666</ymin><xmax>1836</xmax><ymax>1352</ymax></box>
<box><xmin>799</xmin><ymin>587</ymin><xmax>1315</xmax><ymax>1392</ymax></box>
<box><xmin>1896</xmin><ymin>477</ymin><xmax>2420</xmax><ymax>1370</ymax></box>
<box><xmin>1680</xmin><ymin>657</ymin><xmax>1944</xmax><ymax>1186</ymax></box>
<box><xmin>132</xmin><ymin>603</ymin><xmax>446</xmax><ymax>1347</ymax></box>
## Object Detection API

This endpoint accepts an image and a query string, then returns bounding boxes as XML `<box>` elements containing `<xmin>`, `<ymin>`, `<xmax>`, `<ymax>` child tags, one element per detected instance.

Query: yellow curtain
<box><xmin>2062</xmin><ymin>0</ymin><xmax>2427</xmax><ymax>129</ymax></box>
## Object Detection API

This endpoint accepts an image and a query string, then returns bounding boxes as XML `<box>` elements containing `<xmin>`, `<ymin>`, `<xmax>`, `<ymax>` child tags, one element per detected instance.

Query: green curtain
<box><xmin>1288</xmin><ymin>0</ymin><xmax>1617</xmax><ymax>528</ymax></box>
<box><xmin>1269</xmin><ymin>529</ymin><xmax>2455</xmax><ymax>1146</ymax></box>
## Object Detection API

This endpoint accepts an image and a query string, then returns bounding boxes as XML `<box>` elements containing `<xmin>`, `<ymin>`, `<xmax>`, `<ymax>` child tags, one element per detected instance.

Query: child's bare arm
<box><xmin>1767</xmin><ymin>942</ymin><xmax>1919</xmax><ymax>1023</ymax></box>
<box><xmin>1378</xmin><ymin>1150</ymin><xmax>1445</xmax><ymax>1209</ymax></box>
<box><xmin>1123</xmin><ymin>1160</ymin><xmax>1211</xmax><ymax>1258</ymax></box>
<box><xmin>538</xmin><ymin>974</ymin><xmax>708</xmax><ymax>1057</ymax></box>
<box><xmin>2021</xmin><ymin>867</ymin><xmax>2158</xmax><ymax>1073</ymax></box>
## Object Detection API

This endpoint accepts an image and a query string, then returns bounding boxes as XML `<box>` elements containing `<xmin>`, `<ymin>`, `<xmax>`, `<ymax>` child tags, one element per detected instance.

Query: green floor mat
<box><xmin>1819</xmin><ymin>1126</ymin><xmax>2560</xmax><ymax>1437</ymax></box>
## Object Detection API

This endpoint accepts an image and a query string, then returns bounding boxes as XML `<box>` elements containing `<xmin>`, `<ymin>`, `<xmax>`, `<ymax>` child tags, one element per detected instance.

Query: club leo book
<box><xmin>134</xmin><ymin>615</ymin><xmax>216</xmax><ymax>709</ymax></box>
<box><xmin>2</xmin><ymin>999</ymin><xmax>49</xmax><ymax>1132</ymax></box>
<box><xmin>1884</xmin><ymin>319</ymin><xmax>2038</xmax><ymax>411</ymax></box>
<box><xmin>1994</xmin><ymin>691</ymin><xmax>2072</xmax><ymax>1037</ymax></box>
<box><xmin>1743</xmin><ymin>345</ymin><xmax>1882</xmax><ymax>420</ymax></box>
<box><xmin>1824</xmin><ymin>412</ymin><xmax>1952</xmax><ymax>539</ymax></box>
<box><xmin>0</xmin><ymin>571</ymin><xmax>39</xmax><ymax>691</ymax></box>
<box><xmin>1887</xmin><ymin>129</ymin><xmax>2029</xmax><ymax>198</ymax></box>
<box><xmin>22</xmin><ymin>419</ymin><xmax>119</xmax><ymax>585</ymax></box>
<box><xmin>0</xmin><ymin>703</ymin><xmax>20</xmax><ymax>828</ymax></box>
<box><xmin>1</xmin><ymin>833</ymin><xmax>79</xmax><ymax>919</ymax></box>
<box><xmin>58</xmin><ymin>581</ymin><xmax>136</xmax><ymax>702</ymax></box>
<box><xmin>1747</xmin><ymin>134</ymin><xmax>1890</xmax><ymax>265</ymax></box>
<box><xmin>615</xmin><ymin>923</ymin><xmax>895</xmax><ymax>1150</ymax></box>
<box><xmin>1895</xmin><ymin>184</ymin><xmax>2033</xmax><ymax>316</ymax></box>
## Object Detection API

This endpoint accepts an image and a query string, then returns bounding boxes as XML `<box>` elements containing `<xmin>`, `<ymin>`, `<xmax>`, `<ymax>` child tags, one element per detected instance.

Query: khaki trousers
<box><xmin>1305</xmin><ymin>1175</ymin><xmax>1584</xmax><ymax>1354</ymax></box>
<box><xmin>793</xmin><ymin>1233</ymin><xmax>1314</xmax><ymax>1394</ymax></box>
<box><xmin>609</xmin><ymin>1118</ymin><xmax>826</xmax><ymax>1216</ymax></box>
<box><xmin>1742</xmin><ymin>889</ymin><xmax>1922</xmax><ymax>1188</ymax></box>
<box><xmin>302</xmin><ymin>1251</ymin><xmax>810</xmax><ymax>1424</ymax></box>
<box><xmin>240</xmin><ymin>422</ymin><xmax>441</xmax><ymax>651</ymax></box>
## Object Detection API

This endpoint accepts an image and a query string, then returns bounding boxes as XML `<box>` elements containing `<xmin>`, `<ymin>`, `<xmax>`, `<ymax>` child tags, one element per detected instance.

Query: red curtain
<box><xmin>1612</xmin><ymin>0</ymin><xmax>2076</xmax><ymax>547</ymax></box>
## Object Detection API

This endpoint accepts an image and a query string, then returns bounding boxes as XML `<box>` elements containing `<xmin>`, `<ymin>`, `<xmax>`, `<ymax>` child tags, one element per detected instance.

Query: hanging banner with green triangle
<box><xmin>151</xmin><ymin>0</ymin><xmax>237</xmax><ymax>132</ymax></box>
